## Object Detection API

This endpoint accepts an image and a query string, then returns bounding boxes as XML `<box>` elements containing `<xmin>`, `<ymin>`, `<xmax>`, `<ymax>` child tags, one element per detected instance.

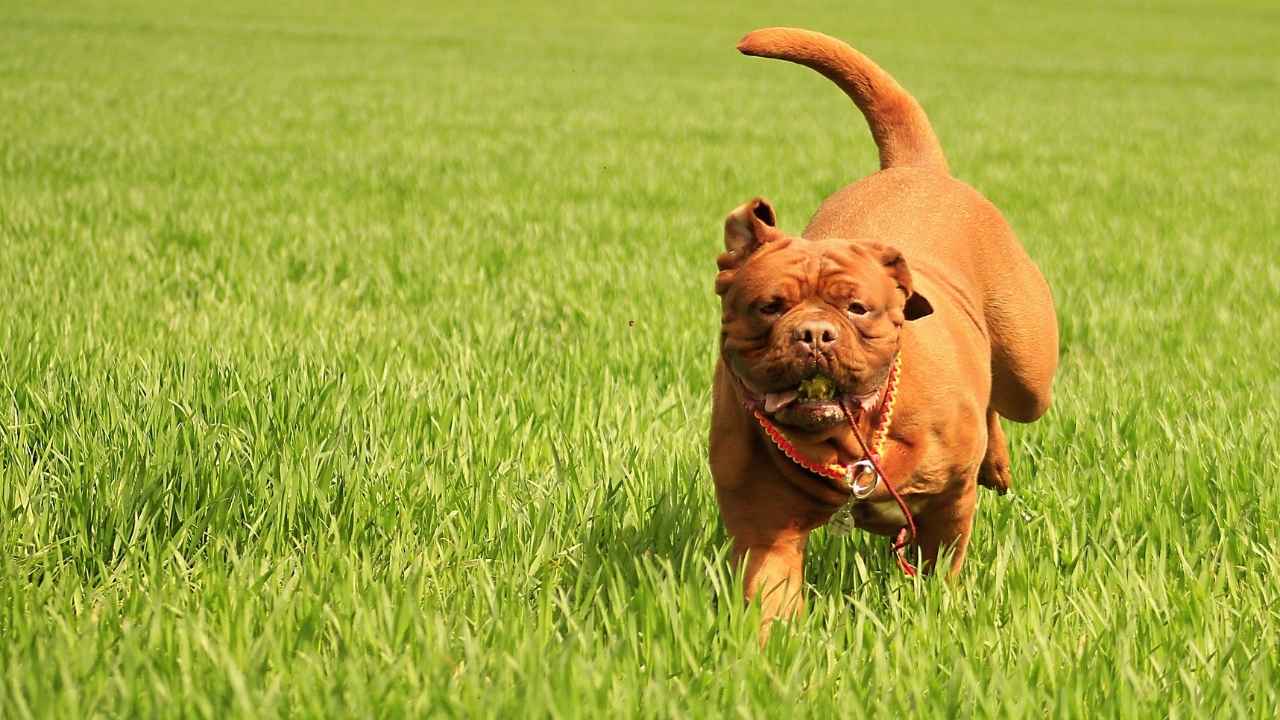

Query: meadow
<box><xmin>2</xmin><ymin>0</ymin><xmax>1278</xmax><ymax>716</ymax></box>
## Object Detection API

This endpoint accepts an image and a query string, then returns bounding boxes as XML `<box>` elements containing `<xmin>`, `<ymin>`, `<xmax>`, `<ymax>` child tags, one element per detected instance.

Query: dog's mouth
<box><xmin>761</xmin><ymin>373</ymin><xmax>877</xmax><ymax>430</ymax></box>
<box><xmin>763</xmin><ymin>374</ymin><xmax>834</xmax><ymax>412</ymax></box>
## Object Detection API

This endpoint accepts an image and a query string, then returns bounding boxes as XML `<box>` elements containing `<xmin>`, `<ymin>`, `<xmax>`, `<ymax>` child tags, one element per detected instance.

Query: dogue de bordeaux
<box><xmin>710</xmin><ymin>27</ymin><xmax>1058</xmax><ymax>629</ymax></box>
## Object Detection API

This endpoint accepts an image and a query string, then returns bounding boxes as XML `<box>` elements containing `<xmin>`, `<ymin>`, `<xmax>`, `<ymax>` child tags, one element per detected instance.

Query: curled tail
<box><xmin>738</xmin><ymin>27</ymin><xmax>949</xmax><ymax>174</ymax></box>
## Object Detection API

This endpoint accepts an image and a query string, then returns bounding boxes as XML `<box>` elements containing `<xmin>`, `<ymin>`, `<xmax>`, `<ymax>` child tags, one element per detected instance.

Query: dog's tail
<box><xmin>737</xmin><ymin>27</ymin><xmax>948</xmax><ymax>174</ymax></box>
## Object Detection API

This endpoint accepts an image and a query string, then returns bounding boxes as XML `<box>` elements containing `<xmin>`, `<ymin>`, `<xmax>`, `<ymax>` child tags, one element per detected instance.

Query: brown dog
<box><xmin>710</xmin><ymin>28</ymin><xmax>1058</xmax><ymax>627</ymax></box>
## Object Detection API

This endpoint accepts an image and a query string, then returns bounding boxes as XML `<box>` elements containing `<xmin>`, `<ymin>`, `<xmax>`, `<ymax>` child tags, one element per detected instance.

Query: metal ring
<box><xmin>847</xmin><ymin>459</ymin><xmax>880</xmax><ymax>499</ymax></box>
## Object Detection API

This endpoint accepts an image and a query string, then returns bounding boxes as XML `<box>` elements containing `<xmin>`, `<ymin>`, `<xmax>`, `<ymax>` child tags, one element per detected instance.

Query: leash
<box><xmin>839</xmin><ymin>392</ymin><xmax>918</xmax><ymax>576</ymax></box>
<box><xmin>731</xmin><ymin>355</ymin><xmax>918</xmax><ymax>576</ymax></box>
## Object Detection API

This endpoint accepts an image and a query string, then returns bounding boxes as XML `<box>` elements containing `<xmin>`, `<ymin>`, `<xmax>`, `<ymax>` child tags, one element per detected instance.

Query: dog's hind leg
<box><xmin>978</xmin><ymin>408</ymin><xmax>1011</xmax><ymax>494</ymax></box>
<box><xmin>982</xmin><ymin>222</ymin><xmax>1059</xmax><ymax>423</ymax></box>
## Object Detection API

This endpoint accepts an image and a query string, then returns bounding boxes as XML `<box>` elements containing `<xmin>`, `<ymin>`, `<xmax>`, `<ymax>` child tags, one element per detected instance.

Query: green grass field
<box><xmin>3</xmin><ymin>1</ymin><xmax>1279</xmax><ymax>716</ymax></box>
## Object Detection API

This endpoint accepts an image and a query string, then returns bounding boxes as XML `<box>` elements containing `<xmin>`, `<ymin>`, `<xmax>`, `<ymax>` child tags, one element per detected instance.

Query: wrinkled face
<box><xmin>716</xmin><ymin>198</ymin><xmax>931</xmax><ymax>430</ymax></box>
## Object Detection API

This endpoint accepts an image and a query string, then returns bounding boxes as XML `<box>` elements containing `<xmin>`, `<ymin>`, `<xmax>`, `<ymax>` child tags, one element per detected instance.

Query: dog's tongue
<box><xmin>763</xmin><ymin>390</ymin><xmax>798</xmax><ymax>413</ymax></box>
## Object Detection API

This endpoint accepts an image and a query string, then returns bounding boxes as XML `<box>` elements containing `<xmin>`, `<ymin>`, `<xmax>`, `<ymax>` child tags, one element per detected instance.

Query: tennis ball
<box><xmin>797</xmin><ymin>375</ymin><xmax>835</xmax><ymax>401</ymax></box>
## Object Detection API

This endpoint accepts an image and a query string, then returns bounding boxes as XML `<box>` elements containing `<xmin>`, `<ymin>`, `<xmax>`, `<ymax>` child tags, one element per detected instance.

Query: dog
<box><xmin>710</xmin><ymin>27</ymin><xmax>1058</xmax><ymax>628</ymax></box>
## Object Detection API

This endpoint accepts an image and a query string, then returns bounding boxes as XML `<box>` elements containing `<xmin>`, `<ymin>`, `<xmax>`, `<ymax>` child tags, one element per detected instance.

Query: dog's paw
<box><xmin>978</xmin><ymin>456</ymin><xmax>1011</xmax><ymax>494</ymax></box>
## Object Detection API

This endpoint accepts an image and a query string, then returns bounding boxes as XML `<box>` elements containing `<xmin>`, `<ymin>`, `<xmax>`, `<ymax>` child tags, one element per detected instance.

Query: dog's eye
<box><xmin>847</xmin><ymin>301</ymin><xmax>869</xmax><ymax>316</ymax></box>
<box><xmin>758</xmin><ymin>298</ymin><xmax>785</xmax><ymax>315</ymax></box>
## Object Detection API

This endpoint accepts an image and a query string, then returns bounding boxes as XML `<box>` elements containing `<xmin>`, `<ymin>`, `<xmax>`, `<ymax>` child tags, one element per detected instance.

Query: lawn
<box><xmin>2</xmin><ymin>0</ymin><xmax>1278</xmax><ymax>717</ymax></box>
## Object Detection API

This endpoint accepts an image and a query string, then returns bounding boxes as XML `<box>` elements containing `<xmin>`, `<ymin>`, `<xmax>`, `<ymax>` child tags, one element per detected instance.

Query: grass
<box><xmin>2</xmin><ymin>0</ymin><xmax>1278</xmax><ymax>716</ymax></box>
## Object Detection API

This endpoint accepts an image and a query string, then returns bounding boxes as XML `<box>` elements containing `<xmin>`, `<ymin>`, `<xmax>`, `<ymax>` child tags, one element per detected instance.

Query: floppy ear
<box><xmin>878</xmin><ymin>246</ymin><xmax>934</xmax><ymax>321</ymax></box>
<box><xmin>719</xmin><ymin>197</ymin><xmax>779</xmax><ymax>268</ymax></box>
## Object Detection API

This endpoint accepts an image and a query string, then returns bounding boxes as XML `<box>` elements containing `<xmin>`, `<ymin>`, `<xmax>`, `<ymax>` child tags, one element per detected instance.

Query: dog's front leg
<box><xmin>912</xmin><ymin>482</ymin><xmax>977</xmax><ymax>576</ymax></box>
<box><xmin>734</xmin><ymin>534</ymin><xmax>808</xmax><ymax>632</ymax></box>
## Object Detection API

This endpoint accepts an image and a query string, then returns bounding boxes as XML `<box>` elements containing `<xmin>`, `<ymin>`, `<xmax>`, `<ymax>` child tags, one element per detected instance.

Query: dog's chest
<box><xmin>850</xmin><ymin>497</ymin><xmax>927</xmax><ymax>531</ymax></box>
<box><xmin>847</xmin><ymin>444</ymin><xmax>957</xmax><ymax>530</ymax></box>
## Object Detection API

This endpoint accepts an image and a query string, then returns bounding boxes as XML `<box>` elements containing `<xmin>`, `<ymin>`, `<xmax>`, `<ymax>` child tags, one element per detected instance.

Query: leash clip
<box><xmin>846</xmin><ymin>459</ymin><xmax>880</xmax><ymax>499</ymax></box>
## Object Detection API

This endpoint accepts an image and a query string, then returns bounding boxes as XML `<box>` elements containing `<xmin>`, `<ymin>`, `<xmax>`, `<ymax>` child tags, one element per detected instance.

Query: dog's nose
<box><xmin>793</xmin><ymin>320</ymin><xmax>839</xmax><ymax>353</ymax></box>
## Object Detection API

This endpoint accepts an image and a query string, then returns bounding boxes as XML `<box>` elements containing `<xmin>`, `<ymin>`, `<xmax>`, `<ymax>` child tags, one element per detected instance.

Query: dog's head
<box><xmin>716</xmin><ymin>198</ymin><xmax>932</xmax><ymax>431</ymax></box>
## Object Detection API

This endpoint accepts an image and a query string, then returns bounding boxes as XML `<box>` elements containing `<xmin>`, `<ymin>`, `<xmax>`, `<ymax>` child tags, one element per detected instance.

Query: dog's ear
<box><xmin>716</xmin><ymin>198</ymin><xmax>782</xmax><ymax>296</ymax></box>
<box><xmin>879</xmin><ymin>246</ymin><xmax>933</xmax><ymax>321</ymax></box>
<box><xmin>720</xmin><ymin>197</ymin><xmax>779</xmax><ymax>265</ymax></box>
